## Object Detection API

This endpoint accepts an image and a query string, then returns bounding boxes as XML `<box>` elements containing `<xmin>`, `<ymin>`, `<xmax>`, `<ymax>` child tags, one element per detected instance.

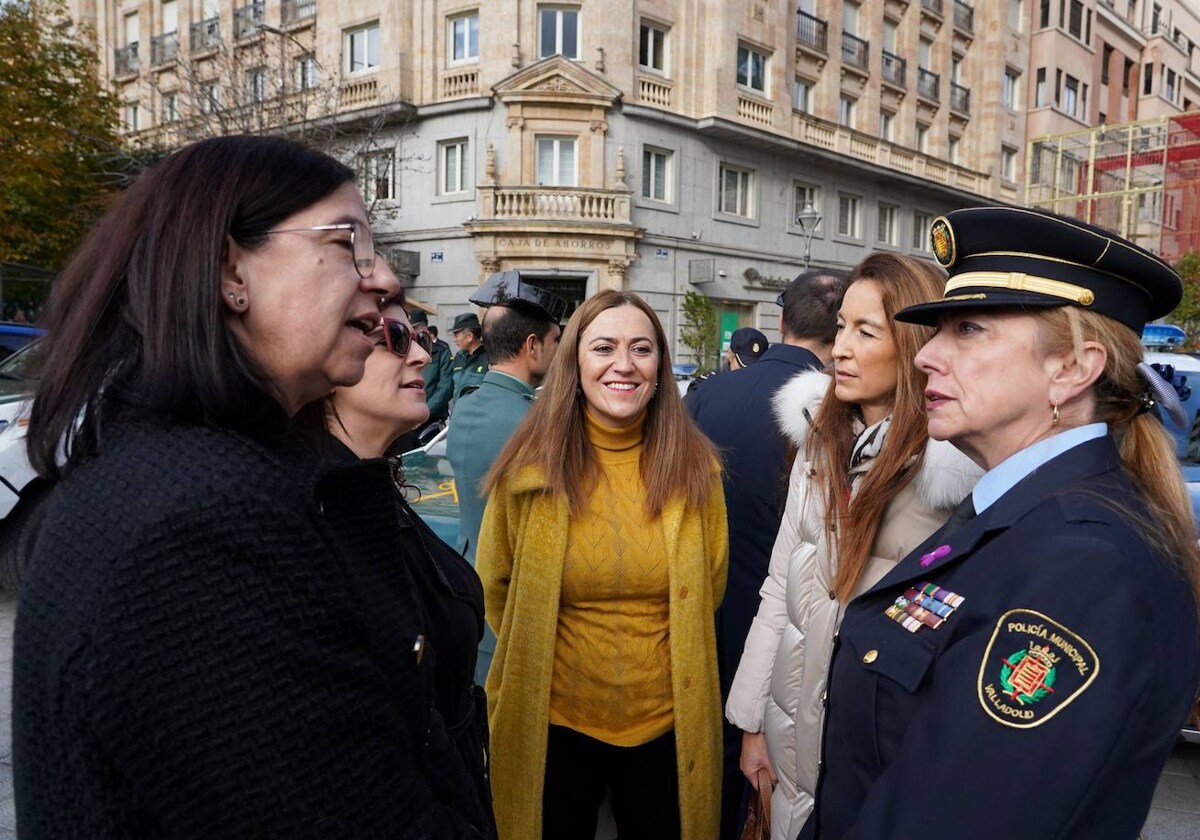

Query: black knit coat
<box><xmin>13</xmin><ymin>414</ymin><xmax>487</xmax><ymax>838</ymax></box>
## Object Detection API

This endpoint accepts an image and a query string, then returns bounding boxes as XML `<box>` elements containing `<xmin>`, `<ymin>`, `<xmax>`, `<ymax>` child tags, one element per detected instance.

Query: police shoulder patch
<box><xmin>976</xmin><ymin>608</ymin><xmax>1099</xmax><ymax>729</ymax></box>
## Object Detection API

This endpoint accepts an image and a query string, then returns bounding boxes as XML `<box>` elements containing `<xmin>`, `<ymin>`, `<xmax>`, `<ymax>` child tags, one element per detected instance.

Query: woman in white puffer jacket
<box><xmin>724</xmin><ymin>253</ymin><xmax>982</xmax><ymax>840</ymax></box>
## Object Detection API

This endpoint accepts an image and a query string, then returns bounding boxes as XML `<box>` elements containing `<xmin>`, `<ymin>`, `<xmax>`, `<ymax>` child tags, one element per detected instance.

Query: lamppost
<box><xmin>796</xmin><ymin>200</ymin><xmax>822</xmax><ymax>270</ymax></box>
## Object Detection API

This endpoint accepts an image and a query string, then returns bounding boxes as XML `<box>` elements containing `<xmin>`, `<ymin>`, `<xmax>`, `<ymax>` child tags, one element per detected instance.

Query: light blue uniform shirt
<box><xmin>972</xmin><ymin>423</ymin><xmax>1109</xmax><ymax>514</ymax></box>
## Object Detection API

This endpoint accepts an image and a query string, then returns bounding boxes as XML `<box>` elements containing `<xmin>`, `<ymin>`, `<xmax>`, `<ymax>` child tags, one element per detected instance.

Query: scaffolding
<box><xmin>1025</xmin><ymin>112</ymin><xmax>1200</xmax><ymax>262</ymax></box>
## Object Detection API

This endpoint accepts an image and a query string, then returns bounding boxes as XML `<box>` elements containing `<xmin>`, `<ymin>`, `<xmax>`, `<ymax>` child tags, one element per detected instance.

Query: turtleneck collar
<box><xmin>584</xmin><ymin>409</ymin><xmax>646</xmax><ymax>461</ymax></box>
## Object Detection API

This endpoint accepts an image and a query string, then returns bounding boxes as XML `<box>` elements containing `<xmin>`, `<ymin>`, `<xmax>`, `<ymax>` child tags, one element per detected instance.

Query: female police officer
<box><xmin>804</xmin><ymin>206</ymin><xmax>1200</xmax><ymax>839</ymax></box>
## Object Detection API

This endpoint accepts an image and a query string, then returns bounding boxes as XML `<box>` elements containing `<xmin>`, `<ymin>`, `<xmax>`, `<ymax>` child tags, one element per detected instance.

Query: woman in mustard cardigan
<box><xmin>478</xmin><ymin>290</ymin><xmax>728</xmax><ymax>840</ymax></box>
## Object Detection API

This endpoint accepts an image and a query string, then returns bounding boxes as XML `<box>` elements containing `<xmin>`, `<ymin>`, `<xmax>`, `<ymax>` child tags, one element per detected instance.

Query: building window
<box><xmin>245</xmin><ymin>67</ymin><xmax>266</xmax><ymax>103</ymax></box>
<box><xmin>1063</xmin><ymin>74</ymin><xmax>1079</xmax><ymax>116</ymax></box>
<box><xmin>1165</xmin><ymin>67</ymin><xmax>1177</xmax><ymax>102</ymax></box>
<box><xmin>639</xmin><ymin>21</ymin><xmax>667</xmax><ymax>73</ymax></box>
<box><xmin>793</xmin><ymin>183</ymin><xmax>822</xmax><ymax>231</ymax></box>
<box><xmin>1039</xmin><ymin>0</ymin><xmax>1050</xmax><ymax>28</ymax></box>
<box><xmin>1008</xmin><ymin>0</ymin><xmax>1024</xmax><ymax>31</ymax></box>
<box><xmin>448</xmin><ymin>12</ymin><xmax>479</xmax><ymax>63</ymax></box>
<box><xmin>200</xmin><ymin>81</ymin><xmax>221</xmax><ymax>113</ymax></box>
<box><xmin>294</xmin><ymin>54</ymin><xmax>318</xmax><ymax>90</ymax></box>
<box><xmin>718</xmin><ymin>163</ymin><xmax>754</xmax><ymax>218</ymax></box>
<box><xmin>1036</xmin><ymin>67</ymin><xmax>1047</xmax><ymax>106</ymax></box>
<box><xmin>122</xmin><ymin>102</ymin><xmax>139</xmax><ymax>133</ymax></box>
<box><xmin>539</xmin><ymin>5</ymin><xmax>580</xmax><ymax>59</ymax></box>
<box><xmin>794</xmin><ymin>78</ymin><xmax>812</xmax><ymax>112</ymax></box>
<box><xmin>1067</xmin><ymin>0</ymin><xmax>1083</xmax><ymax>38</ymax></box>
<box><xmin>536</xmin><ymin>136</ymin><xmax>577</xmax><ymax>186</ymax></box>
<box><xmin>1101</xmin><ymin>44</ymin><xmax>1112</xmax><ymax>85</ymax></box>
<box><xmin>879</xmin><ymin>110</ymin><xmax>895</xmax><ymax>141</ymax></box>
<box><xmin>1123</xmin><ymin>58</ymin><xmax>1134</xmax><ymax>94</ymax></box>
<box><xmin>877</xmin><ymin>203</ymin><xmax>898</xmax><ymax>245</ymax></box>
<box><xmin>160</xmin><ymin>92</ymin><xmax>178</xmax><ymax>123</ymax></box>
<box><xmin>1003</xmin><ymin>69</ymin><xmax>1021</xmax><ymax>109</ymax></box>
<box><xmin>838</xmin><ymin>194</ymin><xmax>861</xmax><ymax>238</ymax></box>
<box><xmin>912</xmin><ymin>211</ymin><xmax>934</xmax><ymax>251</ymax></box>
<box><xmin>439</xmin><ymin>139</ymin><xmax>470</xmax><ymax>195</ymax></box>
<box><xmin>839</xmin><ymin>95</ymin><xmax>856</xmax><ymax>127</ymax></box>
<box><xmin>737</xmin><ymin>44</ymin><xmax>767</xmax><ymax>93</ymax></box>
<box><xmin>948</xmin><ymin>135</ymin><xmax>960</xmax><ymax>164</ymax></box>
<box><xmin>362</xmin><ymin>149</ymin><xmax>394</xmax><ymax>202</ymax></box>
<box><xmin>345</xmin><ymin>22</ymin><xmax>380</xmax><ymax>74</ymax></box>
<box><xmin>916</xmin><ymin>122</ymin><xmax>929</xmax><ymax>153</ymax></box>
<box><xmin>1144</xmin><ymin>63</ymin><xmax>1154</xmax><ymax>95</ymax></box>
<box><xmin>1001</xmin><ymin>145</ymin><xmax>1018</xmax><ymax>181</ymax></box>
<box><xmin>641</xmin><ymin>147</ymin><xmax>672</xmax><ymax>202</ymax></box>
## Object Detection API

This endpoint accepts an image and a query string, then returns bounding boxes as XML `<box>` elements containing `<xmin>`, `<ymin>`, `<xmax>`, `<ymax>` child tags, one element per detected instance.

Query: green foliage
<box><xmin>680</xmin><ymin>290</ymin><xmax>719</xmax><ymax>374</ymax></box>
<box><xmin>1170</xmin><ymin>251</ymin><xmax>1200</xmax><ymax>347</ymax></box>
<box><xmin>0</xmin><ymin>0</ymin><xmax>123</xmax><ymax>268</ymax></box>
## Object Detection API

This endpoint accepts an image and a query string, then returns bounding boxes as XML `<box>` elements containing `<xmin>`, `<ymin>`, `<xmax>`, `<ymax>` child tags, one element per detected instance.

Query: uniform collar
<box><xmin>972</xmin><ymin>423</ymin><xmax>1107</xmax><ymax>514</ymax></box>
<box><xmin>482</xmin><ymin>369</ymin><xmax>535</xmax><ymax>396</ymax></box>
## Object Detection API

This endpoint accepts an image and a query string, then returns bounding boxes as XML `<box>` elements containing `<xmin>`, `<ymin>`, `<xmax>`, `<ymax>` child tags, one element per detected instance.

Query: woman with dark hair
<box><xmin>323</xmin><ymin>295</ymin><xmax>496</xmax><ymax>838</ymax></box>
<box><xmin>14</xmin><ymin>136</ymin><xmax>485</xmax><ymax>837</ymax></box>
<box><xmin>477</xmin><ymin>290</ymin><xmax>728</xmax><ymax>840</ymax></box>
<box><xmin>725</xmin><ymin>253</ymin><xmax>981</xmax><ymax>838</ymax></box>
<box><xmin>807</xmin><ymin>207</ymin><xmax>1200</xmax><ymax>838</ymax></box>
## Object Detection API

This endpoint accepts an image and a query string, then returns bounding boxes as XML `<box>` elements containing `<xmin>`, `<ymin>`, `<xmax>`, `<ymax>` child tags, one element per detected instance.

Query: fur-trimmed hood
<box><xmin>770</xmin><ymin>369</ymin><xmax>982</xmax><ymax>512</ymax></box>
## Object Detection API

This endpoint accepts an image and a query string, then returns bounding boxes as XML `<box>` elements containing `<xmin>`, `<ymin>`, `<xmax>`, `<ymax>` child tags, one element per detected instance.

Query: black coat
<box><xmin>806</xmin><ymin>437</ymin><xmax>1199</xmax><ymax>839</ymax></box>
<box><xmin>685</xmin><ymin>343</ymin><xmax>824</xmax><ymax>695</ymax></box>
<box><xmin>14</xmin><ymin>415</ymin><xmax>487</xmax><ymax>838</ymax></box>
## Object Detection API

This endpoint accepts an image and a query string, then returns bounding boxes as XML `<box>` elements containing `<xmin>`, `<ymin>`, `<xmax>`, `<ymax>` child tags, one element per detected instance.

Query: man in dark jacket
<box><xmin>686</xmin><ymin>268</ymin><xmax>850</xmax><ymax>840</ymax></box>
<box><xmin>449</xmin><ymin>313</ymin><xmax>489</xmax><ymax>405</ymax></box>
<box><xmin>410</xmin><ymin>309</ymin><xmax>453</xmax><ymax>425</ymax></box>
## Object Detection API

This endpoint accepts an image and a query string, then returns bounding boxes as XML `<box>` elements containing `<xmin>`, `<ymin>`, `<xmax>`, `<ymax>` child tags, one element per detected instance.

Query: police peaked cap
<box><xmin>469</xmin><ymin>271</ymin><xmax>568</xmax><ymax>326</ymax></box>
<box><xmin>729</xmin><ymin>328</ymin><xmax>769</xmax><ymax>365</ymax></box>
<box><xmin>895</xmin><ymin>206</ymin><xmax>1182</xmax><ymax>334</ymax></box>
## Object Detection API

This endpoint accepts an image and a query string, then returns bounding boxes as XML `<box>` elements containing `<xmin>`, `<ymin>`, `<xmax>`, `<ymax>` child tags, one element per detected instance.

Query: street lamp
<box><xmin>796</xmin><ymin>200</ymin><xmax>822</xmax><ymax>270</ymax></box>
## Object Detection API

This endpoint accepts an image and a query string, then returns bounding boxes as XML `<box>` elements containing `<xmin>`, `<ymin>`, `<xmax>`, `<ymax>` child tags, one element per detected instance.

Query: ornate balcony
<box><xmin>233</xmin><ymin>2</ymin><xmax>265</xmax><ymax>40</ymax></box>
<box><xmin>190</xmin><ymin>17</ymin><xmax>220</xmax><ymax>53</ymax></box>
<box><xmin>281</xmin><ymin>0</ymin><xmax>316</xmax><ymax>27</ymax></box>
<box><xmin>638</xmin><ymin>75</ymin><xmax>672</xmax><ymax>108</ymax></box>
<box><xmin>882</xmin><ymin>50</ymin><xmax>906</xmax><ymax>87</ymax></box>
<box><xmin>114</xmin><ymin>43</ymin><xmax>139</xmax><ymax>76</ymax></box>
<box><xmin>842</xmin><ymin>32</ymin><xmax>869</xmax><ymax>71</ymax></box>
<box><xmin>478</xmin><ymin>185</ymin><xmax>632</xmax><ymax>225</ymax></box>
<box><xmin>950</xmin><ymin>81</ymin><xmax>971</xmax><ymax>114</ymax></box>
<box><xmin>918</xmin><ymin>67</ymin><xmax>940</xmax><ymax>101</ymax></box>
<box><xmin>441</xmin><ymin>68</ymin><xmax>479</xmax><ymax>99</ymax></box>
<box><xmin>796</xmin><ymin>10</ymin><xmax>828</xmax><ymax>53</ymax></box>
<box><xmin>150</xmin><ymin>32</ymin><xmax>178</xmax><ymax>66</ymax></box>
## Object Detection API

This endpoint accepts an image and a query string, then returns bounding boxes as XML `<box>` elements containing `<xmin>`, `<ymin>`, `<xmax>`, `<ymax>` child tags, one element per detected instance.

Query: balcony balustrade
<box><xmin>638</xmin><ymin>75</ymin><xmax>672</xmax><ymax>107</ymax></box>
<box><xmin>842</xmin><ymin>32</ymin><xmax>869</xmax><ymax>71</ymax></box>
<box><xmin>918</xmin><ymin>67</ymin><xmax>940</xmax><ymax>100</ymax></box>
<box><xmin>953</xmin><ymin>0</ymin><xmax>974</xmax><ymax>33</ymax></box>
<box><xmin>479</xmin><ymin>185</ymin><xmax>632</xmax><ymax>225</ymax></box>
<box><xmin>281</xmin><ymin>0</ymin><xmax>316</xmax><ymax>26</ymax></box>
<box><xmin>233</xmin><ymin>2</ymin><xmax>265</xmax><ymax>40</ymax></box>
<box><xmin>190</xmin><ymin>17</ymin><xmax>220</xmax><ymax>52</ymax></box>
<box><xmin>114</xmin><ymin>43</ymin><xmax>139</xmax><ymax>76</ymax></box>
<box><xmin>150</xmin><ymin>32</ymin><xmax>178</xmax><ymax>66</ymax></box>
<box><xmin>882</xmin><ymin>50</ymin><xmax>906</xmax><ymax>87</ymax></box>
<box><xmin>796</xmin><ymin>10</ymin><xmax>828</xmax><ymax>53</ymax></box>
<box><xmin>950</xmin><ymin>81</ymin><xmax>971</xmax><ymax>113</ymax></box>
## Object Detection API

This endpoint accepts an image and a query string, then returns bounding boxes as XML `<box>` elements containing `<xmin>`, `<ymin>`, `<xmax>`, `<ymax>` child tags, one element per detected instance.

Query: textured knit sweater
<box><xmin>14</xmin><ymin>412</ymin><xmax>486</xmax><ymax>839</ymax></box>
<box><xmin>549</xmin><ymin>411</ymin><xmax>673</xmax><ymax>746</ymax></box>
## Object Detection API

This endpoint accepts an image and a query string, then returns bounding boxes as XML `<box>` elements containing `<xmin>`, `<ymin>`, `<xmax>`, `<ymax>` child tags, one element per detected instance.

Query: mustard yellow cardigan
<box><xmin>478</xmin><ymin>461</ymin><xmax>728</xmax><ymax>840</ymax></box>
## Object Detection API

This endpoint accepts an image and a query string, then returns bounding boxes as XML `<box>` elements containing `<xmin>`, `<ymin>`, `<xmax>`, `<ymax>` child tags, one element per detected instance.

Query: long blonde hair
<box><xmin>809</xmin><ymin>253</ymin><xmax>946</xmax><ymax>601</ymax></box>
<box><xmin>1034</xmin><ymin>306</ymin><xmax>1200</xmax><ymax>611</ymax></box>
<box><xmin>484</xmin><ymin>290</ymin><xmax>718</xmax><ymax>517</ymax></box>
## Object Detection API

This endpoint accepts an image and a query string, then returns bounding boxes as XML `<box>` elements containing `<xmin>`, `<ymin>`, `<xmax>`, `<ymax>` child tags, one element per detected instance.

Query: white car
<box><xmin>0</xmin><ymin>344</ymin><xmax>46</xmax><ymax>592</ymax></box>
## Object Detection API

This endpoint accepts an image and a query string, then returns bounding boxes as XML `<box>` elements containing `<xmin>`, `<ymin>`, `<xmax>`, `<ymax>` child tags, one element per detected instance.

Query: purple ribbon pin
<box><xmin>920</xmin><ymin>544</ymin><xmax>952</xmax><ymax>568</ymax></box>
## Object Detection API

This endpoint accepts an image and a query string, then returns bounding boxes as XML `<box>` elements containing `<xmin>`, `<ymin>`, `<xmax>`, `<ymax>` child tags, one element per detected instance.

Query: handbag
<box><xmin>739</xmin><ymin>769</ymin><xmax>773</xmax><ymax>840</ymax></box>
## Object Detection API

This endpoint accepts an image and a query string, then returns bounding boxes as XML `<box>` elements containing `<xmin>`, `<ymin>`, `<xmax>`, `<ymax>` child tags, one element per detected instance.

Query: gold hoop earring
<box><xmin>1052</xmin><ymin>402</ymin><xmax>1060</xmax><ymax>427</ymax></box>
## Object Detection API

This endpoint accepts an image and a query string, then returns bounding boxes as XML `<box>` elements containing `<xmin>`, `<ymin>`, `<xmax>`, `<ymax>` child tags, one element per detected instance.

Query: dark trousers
<box><xmin>542</xmin><ymin>725</ymin><xmax>681</xmax><ymax>840</ymax></box>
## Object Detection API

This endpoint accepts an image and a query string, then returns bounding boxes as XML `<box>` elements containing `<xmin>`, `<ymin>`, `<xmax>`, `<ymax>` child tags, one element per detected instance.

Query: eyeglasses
<box><xmin>264</xmin><ymin>222</ymin><xmax>376</xmax><ymax>279</ymax></box>
<box><xmin>380</xmin><ymin>318</ymin><xmax>433</xmax><ymax>357</ymax></box>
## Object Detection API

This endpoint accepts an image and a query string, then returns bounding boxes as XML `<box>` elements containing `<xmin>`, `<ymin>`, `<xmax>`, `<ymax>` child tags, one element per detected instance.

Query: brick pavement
<box><xmin>0</xmin><ymin>594</ymin><xmax>1194</xmax><ymax>838</ymax></box>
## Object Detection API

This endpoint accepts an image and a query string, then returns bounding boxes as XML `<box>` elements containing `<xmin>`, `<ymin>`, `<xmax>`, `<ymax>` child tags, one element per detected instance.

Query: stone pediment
<box><xmin>493</xmin><ymin>56</ymin><xmax>622</xmax><ymax>107</ymax></box>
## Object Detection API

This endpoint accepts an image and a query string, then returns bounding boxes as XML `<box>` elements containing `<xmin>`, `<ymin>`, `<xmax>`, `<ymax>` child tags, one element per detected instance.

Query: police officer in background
<box><xmin>687</xmin><ymin>327</ymin><xmax>770</xmax><ymax>394</ymax></box>
<box><xmin>449</xmin><ymin>312</ymin><xmax>489</xmax><ymax>403</ymax></box>
<box><xmin>446</xmin><ymin>271</ymin><xmax>566</xmax><ymax>684</ymax></box>
<box><xmin>804</xmin><ymin>207</ymin><xmax>1200</xmax><ymax>839</ymax></box>
<box><xmin>409</xmin><ymin>309</ymin><xmax>453</xmax><ymax>426</ymax></box>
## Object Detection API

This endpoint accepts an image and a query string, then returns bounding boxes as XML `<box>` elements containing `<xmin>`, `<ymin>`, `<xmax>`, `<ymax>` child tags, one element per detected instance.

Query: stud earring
<box><xmin>236</xmin><ymin>296</ymin><xmax>246</xmax><ymax>307</ymax></box>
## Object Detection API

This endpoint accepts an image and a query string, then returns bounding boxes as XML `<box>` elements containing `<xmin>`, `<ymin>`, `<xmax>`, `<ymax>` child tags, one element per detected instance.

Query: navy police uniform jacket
<box><xmin>806</xmin><ymin>436</ymin><xmax>1198</xmax><ymax>839</ymax></box>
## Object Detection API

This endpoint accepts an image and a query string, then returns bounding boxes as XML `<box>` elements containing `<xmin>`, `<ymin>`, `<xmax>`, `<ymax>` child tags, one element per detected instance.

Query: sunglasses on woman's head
<box><xmin>380</xmin><ymin>318</ymin><xmax>433</xmax><ymax>356</ymax></box>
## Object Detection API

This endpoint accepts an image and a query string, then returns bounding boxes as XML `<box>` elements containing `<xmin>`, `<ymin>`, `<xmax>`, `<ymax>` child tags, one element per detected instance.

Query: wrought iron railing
<box><xmin>882</xmin><ymin>50</ymin><xmax>906</xmax><ymax>87</ymax></box>
<box><xmin>921</xmin><ymin>0</ymin><xmax>945</xmax><ymax>15</ymax></box>
<box><xmin>842</xmin><ymin>32</ymin><xmax>869</xmax><ymax>70</ymax></box>
<box><xmin>190</xmin><ymin>17</ymin><xmax>220</xmax><ymax>52</ymax></box>
<box><xmin>953</xmin><ymin>0</ymin><xmax>974</xmax><ymax>33</ymax></box>
<box><xmin>950</xmin><ymin>82</ymin><xmax>971</xmax><ymax>113</ymax></box>
<box><xmin>918</xmin><ymin>67</ymin><xmax>940</xmax><ymax>100</ymax></box>
<box><xmin>150</xmin><ymin>32</ymin><xmax>178</xmax><ymax>66</ymax></box>
<box><xmin>282</xmin><ymin>0</ymin><xmax>316</xmax><ymax>26</ymax></box>
<box><xmin>114</xmin><ymin>43</ymin><xmax>138</xmax><ymax>76</ymax></box>
<box><xmin>233</xmin><ymin>2</ymin><xmax>265</xmax><ymax>40</ymax></box>
<box><xmin>797</xmin><ymin>10</ymin><xmax>828</xmax><ymax>52</ymax></box>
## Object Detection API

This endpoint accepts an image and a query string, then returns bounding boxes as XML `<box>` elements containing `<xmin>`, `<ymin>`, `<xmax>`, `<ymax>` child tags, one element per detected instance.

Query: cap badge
<box><xmin>752</xmin><ymin>342</ymin><xmax>761</xmax><ymax>352</ymax></box>
<box><xmin>930</xmin><ymin>217</ymin><xmax>956</xmax><ymax>267</ymax></box>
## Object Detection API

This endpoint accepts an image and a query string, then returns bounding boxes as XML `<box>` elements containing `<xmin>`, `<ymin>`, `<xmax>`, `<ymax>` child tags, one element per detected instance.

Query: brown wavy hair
<box><xmin>1033</xmin><ymin>306</ymin><xmax>1200</xmax><ymax>614</ymax></box>
<box><xmin>484</xmin><ymin>290</ymin><xmax>718</xmax><ymax>517</ymax></box>
<box><xmin>808</xmin><ymin>253</ymin><xmax>947</xmax><ymax>600</ymax></box>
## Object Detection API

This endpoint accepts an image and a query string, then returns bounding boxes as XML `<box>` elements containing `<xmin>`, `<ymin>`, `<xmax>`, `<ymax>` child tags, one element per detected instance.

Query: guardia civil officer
<box><xmin>803</xmin><ymin>207</ymin><xmax>1200</xmax><ymax>839</ymax></box>
<box><xmin>409</xmin><ymin>308</ymin><xmax>454</xmax><ymax>426</ymax></box>
<box><xmin>445</xmin><ymin>272</ymin><xmax>566</xmax><ymax>684</ymax></box>
<box><xmin>449</xmin><ymin>312</ymin><xmax>489</xmax><ymax>402</ymax></box>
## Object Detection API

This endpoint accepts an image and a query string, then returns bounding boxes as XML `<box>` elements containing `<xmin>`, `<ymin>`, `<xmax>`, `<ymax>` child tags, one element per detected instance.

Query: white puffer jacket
<box><xmin>724</xmin><ymin>370</ymin><xmax>982</xmax><ymax>840</ymax></box>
